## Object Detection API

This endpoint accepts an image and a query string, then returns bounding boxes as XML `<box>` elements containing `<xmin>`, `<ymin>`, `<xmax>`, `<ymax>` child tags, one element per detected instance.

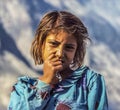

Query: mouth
<box><xmin>59</xmin><ymin>59</ymin><xmax>65</xmax><ymax>64</ymax></box>
<box><xmin>61</xmin><ymin>60</ymin><xmax>65</xmax><ymax>64</ymax></box>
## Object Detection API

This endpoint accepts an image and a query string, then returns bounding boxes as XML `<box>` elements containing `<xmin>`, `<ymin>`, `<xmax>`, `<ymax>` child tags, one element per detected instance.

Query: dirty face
<box><xmin>42</xmin><ymin>30</ymin><xmax>77</xmax><ymax>70</ymax></box>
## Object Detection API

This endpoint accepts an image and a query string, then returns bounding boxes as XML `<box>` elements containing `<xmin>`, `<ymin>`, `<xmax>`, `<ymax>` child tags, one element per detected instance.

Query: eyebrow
<box><xmin>65</xmin><ymin>43</ymin><xmax>76</xmax><ymax>47</ymax></box>
<box><xmin>47</xmin><ymin>39</ymin><xmax>60</xmax><ymax>44</ymax></box>
<box><xmin>47</xmin><ymin>39</ymin><xmax>76</xmax><ymax>46</ymax></box>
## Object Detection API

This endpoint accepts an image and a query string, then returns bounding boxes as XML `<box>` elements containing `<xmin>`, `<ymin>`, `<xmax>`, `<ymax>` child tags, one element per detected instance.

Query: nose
<box><xmin>55</xmin><ymin>47</ymin><xmax>64</xmax><ymax>59</ymax></box>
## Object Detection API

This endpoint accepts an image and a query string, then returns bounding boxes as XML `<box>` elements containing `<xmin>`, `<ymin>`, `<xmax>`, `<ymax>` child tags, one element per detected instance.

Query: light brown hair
<box><xmin>31</xmin><ymin>10</ymin><xmax>90</xmax><ymax>67</ymax></box>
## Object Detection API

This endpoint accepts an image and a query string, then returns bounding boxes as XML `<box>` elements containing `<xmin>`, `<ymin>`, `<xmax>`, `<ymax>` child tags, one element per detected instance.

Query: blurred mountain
<box><xmin>0</xmin><ymin>23</ymin><xmax>32</xmax><ymax>68</ymax></box>
<box><xmin>0</xmin><ymin>0</ymin><xmax>120</xmax><ymax>110</ymax></box>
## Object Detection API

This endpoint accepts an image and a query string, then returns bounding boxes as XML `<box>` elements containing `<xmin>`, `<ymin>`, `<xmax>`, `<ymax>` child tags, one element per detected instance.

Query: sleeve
<box><xmin>87</xmin><ymin>73</ymin><xmax>108</xmax><ymax>110</ymax></box>
<box><xmin>8</xmin><ymin>76</ymin><xmax>52</xmax><ymax>110</ymax></box>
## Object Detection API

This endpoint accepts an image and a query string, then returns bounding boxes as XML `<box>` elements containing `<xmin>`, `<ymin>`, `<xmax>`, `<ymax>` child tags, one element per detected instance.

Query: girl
<box><xmin>8</xmin><ymin>11</ymin><xmax>108</xmax><ymax>110</ymax></box>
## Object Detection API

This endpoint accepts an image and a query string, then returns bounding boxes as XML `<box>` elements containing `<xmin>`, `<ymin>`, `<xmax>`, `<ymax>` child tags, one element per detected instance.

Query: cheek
<box><xmin>43</xmin><ymin>49</ymin><xmax>49</xmax><ymax>60</ymax></box>
<box><xmin>42</xmin><ymin>44</ymin><xmax>55</xmax><ymax>61</ymax></box>
<box><xmin>42</xmin><ymin>44</ymin><xmax>49</xmax><ymax>61</ymax></box>
<box><xmin>66</xmin><ymin>52</ymin><xmax>76</xmax><ymax>62</ymax></box>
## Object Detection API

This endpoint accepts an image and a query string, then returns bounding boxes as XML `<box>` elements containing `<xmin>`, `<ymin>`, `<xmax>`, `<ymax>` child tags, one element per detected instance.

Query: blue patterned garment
<box><xmin>8</xmin><ymin>66</ymin><xmax>108</xmax><ymax>110</ymax></box>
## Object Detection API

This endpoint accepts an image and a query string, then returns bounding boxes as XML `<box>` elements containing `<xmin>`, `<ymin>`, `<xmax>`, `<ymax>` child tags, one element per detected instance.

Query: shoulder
<box><xmin>17</xmin><ymin>76</ymin><xmax>38</xmax><ymax>86</ymax></box>
<box><xmin>12</xmin><ymin>76</ymin><xmax>38</xmax><ymax>94</ymax></box>
<box><xmin>86</xmin><ymin>67</ymin><xmax>105</xmax><ymax>81</ymax></box>
<box><xmin>84</xmin><ymin>66</ymin><xmax>106</xmax><ymax>89</ymax></box>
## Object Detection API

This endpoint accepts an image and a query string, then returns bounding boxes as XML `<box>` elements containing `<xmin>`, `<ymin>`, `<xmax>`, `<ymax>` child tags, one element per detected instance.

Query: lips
<box><xmin>58</xmin><ymin>59</ymin><xmax>65</xmax><ymax>63</ymax></box>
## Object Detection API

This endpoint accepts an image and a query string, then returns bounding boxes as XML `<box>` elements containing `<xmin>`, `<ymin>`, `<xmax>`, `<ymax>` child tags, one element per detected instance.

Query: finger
<box><xmin>51</xmin><ymin>61</ymin><xmax>63</xmax><ymax>66</ymax></box>
<box><xmin>49</xmin><ymin>50</ymin><xmax>56</xmax><ymax>56</ymax></box>
<box><xmin>50</xmin><ymin>57</ymin><xmax>60</xmax><ymax>62</ymax></box>
<box><xmin>54</xmin><ymin>65</ymin><xmax>63</xmax><ymax>72</ymax></box>
<box><xmin>47</xmin><ymin>51</ymin><xmax>56</xmax><ymax>60</ymax></box>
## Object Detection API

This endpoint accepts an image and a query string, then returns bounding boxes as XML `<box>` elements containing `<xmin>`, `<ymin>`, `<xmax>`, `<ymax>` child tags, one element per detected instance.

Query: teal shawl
<box><xmin>8</xmin><ymin>66</ymin><xmax>108</xmax><ymax>110</ymax></box>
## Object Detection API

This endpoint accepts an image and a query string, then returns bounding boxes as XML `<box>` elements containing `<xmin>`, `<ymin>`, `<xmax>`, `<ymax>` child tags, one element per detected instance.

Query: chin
<box><xmin>62</xmin><ymin>63</ymin><xmax>70</xmax><ymax>69</ymax></box>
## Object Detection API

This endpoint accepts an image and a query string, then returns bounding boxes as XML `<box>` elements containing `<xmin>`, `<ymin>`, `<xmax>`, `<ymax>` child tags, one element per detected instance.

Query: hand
<box><xmin>39</xmin><ymin>51</ymin><xmax>64</xmax><ymax>84</ymax></box>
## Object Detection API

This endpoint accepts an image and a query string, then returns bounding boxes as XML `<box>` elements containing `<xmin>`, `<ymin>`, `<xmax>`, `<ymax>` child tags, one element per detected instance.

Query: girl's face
<box><xmin>42</xmin><ymin>30</ymin><xmax>77</xmax><ymax>69</ymax></box>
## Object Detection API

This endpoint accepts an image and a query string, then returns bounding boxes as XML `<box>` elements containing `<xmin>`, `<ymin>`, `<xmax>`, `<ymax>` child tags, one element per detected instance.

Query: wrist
<box><xmin>39</xmin><ymin>75</ymin><xmax>53</xmax><ymax>84</ymax></box>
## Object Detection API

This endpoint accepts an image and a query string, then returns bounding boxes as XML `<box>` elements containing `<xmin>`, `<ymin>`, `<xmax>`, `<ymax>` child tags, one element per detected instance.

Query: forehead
<box><xmin>46</xmin><ymin>30</ymin><xmax>77</xmax><ymax>43</ymax></box>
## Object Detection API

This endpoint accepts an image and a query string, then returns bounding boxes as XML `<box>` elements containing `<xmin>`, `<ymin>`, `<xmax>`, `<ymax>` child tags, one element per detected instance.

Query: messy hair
<box><xmin>31</xmin><ymin>10</ymin><xmax>90</xmax><ymax>67</ymax></box>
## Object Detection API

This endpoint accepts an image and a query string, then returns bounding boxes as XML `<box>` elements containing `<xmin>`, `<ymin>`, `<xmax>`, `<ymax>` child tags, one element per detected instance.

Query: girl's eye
<box><xmin>49</xmin><ymin>42</ymin><xmax>58</xmax><ymax>47</ymax></box>
<box><xmin>65</xmin><ymin>46</ymin><xmax>75</xmax><ymax>51</ymax></box>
